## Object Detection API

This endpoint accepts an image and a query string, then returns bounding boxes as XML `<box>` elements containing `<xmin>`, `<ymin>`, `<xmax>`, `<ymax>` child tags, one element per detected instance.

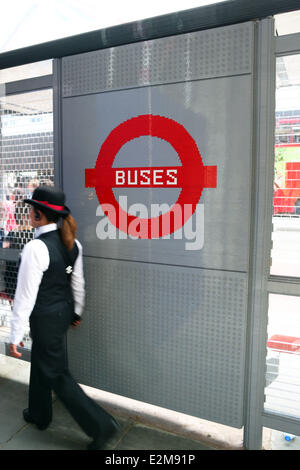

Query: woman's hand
<box><xmin>9</xmin><ymin>342</ymin><xmax>24</xmax><ymax>358</ymax></box>
<box><xmin>71</xmin><ymin>313</ymin><xmax>82</xmax><ymax>329</ymax></box>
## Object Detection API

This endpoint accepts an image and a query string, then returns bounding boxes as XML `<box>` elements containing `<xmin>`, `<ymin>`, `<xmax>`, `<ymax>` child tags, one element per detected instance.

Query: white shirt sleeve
<box><xmin>9</xmin><ymin>239</ymin><xmax>49</xmax><ymax>345</ymax></box>
<box><xmin>71</xmin><ymin>240</ymin><xmax>85</xmax><ymax>316</ymax></box>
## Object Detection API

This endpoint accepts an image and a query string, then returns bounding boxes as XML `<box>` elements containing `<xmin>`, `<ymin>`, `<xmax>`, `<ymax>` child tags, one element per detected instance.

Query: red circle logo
<box><xmin>85</xmin><ymin>114</ymin><xmax>217</xmax><ymax>238</ymax></box>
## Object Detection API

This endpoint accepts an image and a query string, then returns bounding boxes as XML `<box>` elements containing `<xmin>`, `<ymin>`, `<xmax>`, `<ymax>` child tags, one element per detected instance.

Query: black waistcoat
<box><xmin>31</xmin><ymin>230</ymin><xmax>79</xmax><ymax>316</ymax></box>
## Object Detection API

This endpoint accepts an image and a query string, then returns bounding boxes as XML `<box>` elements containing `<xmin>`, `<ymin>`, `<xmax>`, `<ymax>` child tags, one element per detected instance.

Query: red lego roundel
<box><xmin>85</xmin><ymin>114</ymin><xmax>217</xmax><ymax>238</ymax></box>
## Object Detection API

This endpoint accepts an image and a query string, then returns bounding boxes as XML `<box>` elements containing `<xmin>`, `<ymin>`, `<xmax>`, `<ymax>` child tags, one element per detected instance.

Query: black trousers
<box><xmin>28</xmin><ymin>306</ymin><xmax>114</xmax><ymax>438</ymax></box>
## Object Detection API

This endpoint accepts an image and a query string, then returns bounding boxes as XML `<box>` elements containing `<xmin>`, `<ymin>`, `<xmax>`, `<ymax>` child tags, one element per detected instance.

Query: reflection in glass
<box><xmin>0</xmin><ymin>89</ymin><xmax>53</xmax><ymax>347</ymax></box>
<box><xmin>0</xmin><ymin>60</ymin><xmax>52</xmax><ymax>85</ymax></box>
<box><xmin>265</xmin><ymin>294</ymin><xmax>300</xmax><ymax>419</ymax></box>
<box><xmin>271</xmin><ymin>55</ymin><xmax>300</xmax><ymax>277</ymax></box>
<box><xmin>275</xmin><ymin>11</ymin><xmax>300</xmax><ymax>36</ymax></box>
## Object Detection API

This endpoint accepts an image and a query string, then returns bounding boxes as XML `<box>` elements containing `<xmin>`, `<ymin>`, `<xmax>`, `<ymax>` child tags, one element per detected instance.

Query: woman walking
<box><xmin>9</xmin><ymin>185</ymin><xmax>119</xmax><ymax>450</ymax></box>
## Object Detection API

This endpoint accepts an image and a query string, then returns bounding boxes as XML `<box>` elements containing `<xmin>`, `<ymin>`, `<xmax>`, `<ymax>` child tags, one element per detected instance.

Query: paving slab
<box><xmin>0</xmin><ymin>353</ymin><xmax>231</xmax><ymax>451</ymax></box>
<box><xmin>114</xmin><ymin>423</ymin><xmax>214</xmax><ymax>451</ymax></box>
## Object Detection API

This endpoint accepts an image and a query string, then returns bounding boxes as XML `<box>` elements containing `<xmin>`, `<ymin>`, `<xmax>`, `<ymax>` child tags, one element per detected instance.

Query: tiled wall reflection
<box><xmin>0</xmin><ymin>99</ymin><xmax>53</xmax><ymax>347</ymax></box>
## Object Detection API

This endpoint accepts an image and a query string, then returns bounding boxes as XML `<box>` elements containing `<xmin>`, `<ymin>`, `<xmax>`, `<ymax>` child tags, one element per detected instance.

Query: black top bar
<box><xmin>0</xmin><ymin>0</ymin><xmax>299</xmax><ymax>70</ymax></box>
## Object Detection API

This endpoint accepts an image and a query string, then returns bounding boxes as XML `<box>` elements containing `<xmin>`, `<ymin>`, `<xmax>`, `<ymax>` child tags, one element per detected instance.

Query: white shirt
<box><xmin>10</xmin><ymin>223</ymin><xmax>85</xmax><ymax>345</ymax></box>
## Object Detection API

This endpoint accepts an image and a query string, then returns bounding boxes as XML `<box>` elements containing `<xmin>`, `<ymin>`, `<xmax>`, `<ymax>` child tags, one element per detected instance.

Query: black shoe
<box><xmin>23</xmin><ymin>408</ymin><xmax>50</xmax><ymax>431</ymax></box>
<box><xmin>87</xmin><ymin>418</ymin><xmax>120</xmax><ymax>450</ymax></box>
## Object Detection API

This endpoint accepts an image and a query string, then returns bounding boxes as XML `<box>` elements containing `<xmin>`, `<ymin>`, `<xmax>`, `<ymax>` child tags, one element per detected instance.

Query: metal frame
<box><xmin>52</xmin><ymin>59</ymin><xmax>63</xmax><ymax>189</ymax></box>
<box><xmin>268</xmin><ymin>278</ymin><xmax>300</xmax><ymax>296</ymax></box>
<box><xmin>276</xmin><ymin>32</ymin><xmax>300</xmax><ymax>56</ymax></box>
<box><xmin>263</xmin><ymin>411</ymin><xmax>300</xmax><ymax>435</ymax></box>
<box><xmin>2</xmin><ymin>75</ymin><xmax>53</xmax><ymax>96</ymax></box>
<box><xmin>0</xmin><ymin>1</ymin><xmax>300</xmax><ymax>69</ymax></box>
<box><xmin>243</xmin><ymin>26</ymin><xmax>300</xmax><ymax>449</ymax></box>
<box><xmin>244</xmin><ymin>17</ymin><xmax>276</xmax><ymax>450</ymax></box>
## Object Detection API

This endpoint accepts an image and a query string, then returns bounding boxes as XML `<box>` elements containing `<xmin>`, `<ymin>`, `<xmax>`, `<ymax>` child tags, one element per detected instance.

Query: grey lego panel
<box><xmin>62</xmin><ymin>75</ymin><xmax>252</xmax><ymax>272</ymax></box>
<box><xmin>62</xmin><ymin>24</ymin><xmax>254</xmax><ymax>429</ymax></box>
<box><xmin>62</xmin><ymin>22</ymin><xmax>253</xmax><ymax>97</ymax></box>
<box><xmin>68</xmin><ymin>257</ymin><xmax>248</xmax><ymax>428</ymax></box>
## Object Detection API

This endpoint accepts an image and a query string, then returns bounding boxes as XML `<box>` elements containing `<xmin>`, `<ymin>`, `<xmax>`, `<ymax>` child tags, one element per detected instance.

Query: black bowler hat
<box><xmin>24</xmin><ymin>186</ymin><xmax>70</xmax><ymax>217</ymax></box>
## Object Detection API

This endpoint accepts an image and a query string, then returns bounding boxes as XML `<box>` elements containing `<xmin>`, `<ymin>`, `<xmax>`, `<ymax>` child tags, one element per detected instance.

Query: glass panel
<box><xmin>265</xmin><ymin>294</ymin><xmax>300</xmax><ymax>419</ymax></box>
<box><xmin>275</xmin><ymin>11</ymin><xmax>300</xmax><ymax>36</ymax></box>
<box><xmin>0</xmin><ymin>60</ymin><xmax>52</xmax><ymax>84</ymax></box>
<box><xmin>271</xmin><ymin>55</ymin><xmax>300</xmax><ymax>277</ymax></box>
<box><xmin>0</xmin><ymin>89</ymin><xmax>54</xmax><ymax>347</ymax></box>
<box><xmin>263</xmin><ymin>427</ymin><xmax>300</xmax><ymax>450</ymax></box>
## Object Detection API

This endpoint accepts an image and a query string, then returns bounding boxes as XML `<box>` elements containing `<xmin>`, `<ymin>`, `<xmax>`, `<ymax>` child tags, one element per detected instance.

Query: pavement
<box><xmin>0</xmin><ymin>353</ymin><xmax>246</xmax><ymax>452</ymax></box>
